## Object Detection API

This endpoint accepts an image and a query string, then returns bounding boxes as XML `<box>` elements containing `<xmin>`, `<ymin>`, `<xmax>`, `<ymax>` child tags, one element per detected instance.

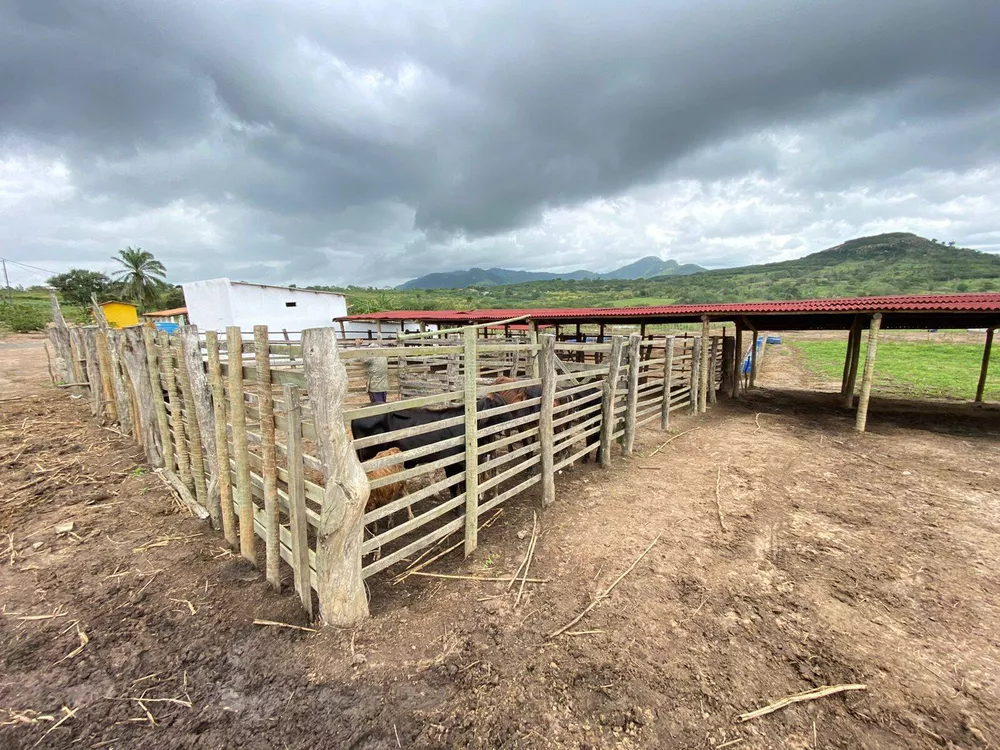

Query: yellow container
<box><xmin>98</xmin><ymin>301</ymin><xmax>139</xmax><ymax>329</ymax></box>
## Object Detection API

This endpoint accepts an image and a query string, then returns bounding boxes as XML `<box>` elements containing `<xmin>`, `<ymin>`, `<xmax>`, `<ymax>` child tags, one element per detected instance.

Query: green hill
<box><xmin>328</xmin><ymin>233</ymin><xmax>1000</xmax><ymax>313</ymax></box>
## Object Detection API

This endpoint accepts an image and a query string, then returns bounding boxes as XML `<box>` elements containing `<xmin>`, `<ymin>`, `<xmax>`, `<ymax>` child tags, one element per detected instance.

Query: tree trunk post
<box><xmin>975</xmin><ymin>327</ymin><xmax>995</xmax><ymax>403</ymax></box>
<box><xmin>143</xmin><ymin>326</ymin><xmax>174</xmax><ymax>471</ymax></box>
<box><xmin>227</xmin><ymin>326</ymin><xmax>256</xmax><ymax>563</ymax></box>
<box><xmin>708</xmin><ymin>334</ymin><xmax>718</xmax><ymax>405</ymax></box>
<box><xmin>254</xmin><ymin>325</ymin><xmax>281</xmax><ymax>591</ymax></box>
<box><xmin>120</xmin><ymin>327</ymin><xmax>164</xmax><ymax>468</ymax></box>
<box><xmin>690</xmin><ymin>336</ymin><xmax>701</xmax><ymax>416</ymax></box>
<box><xmin>160</xmin><ymin>331</ymin><xmax>192</xmax><ymax>489</ymax></box>
<box><xmin>284</xmin><ymin>384</ymin><xmax>313</xmax><ymax>617</ymax></box>
<box><xmin>463</xmin><ymin>326</ymin><xmax>480</xmax><ymax>555</ymax></box>
<box><xmin>181</xmin><ymin>326</ymin><xmax>221</xmax><ymax>528</ymax></box>
<box><xmin>855</xmin><ymin>313</ymin><xmax>883</xmax><ymax>433</ymax></box>
<box><xmin>623</xmin><ymin>333</ymin><xmax>641</xmax><ymax>455</ymax></box>
<box><xmin>539</xmin><ymin>333</ymin><xmax>556</xmax><ymax>507</ymax></box>
<box><xmin>599</xmin><ymin>335</ymin><xmax>624</xmax><ymax>467</ymax></box>
<box><xmin>732</xmin><ymin>323</ymin><xmax>743</xmax><ymax>399</ymax></box>
<box><xmin>92</xmin><ymin>296</ymin><xmax>133</xmax><ymax>433</ymax></box>
<box><xmin>94</xmin><ymin>329</ymin><xmax>119</xmax><ymax>423</ymax></box>
<box><xmin>302</xmin><ymin>327</ymin><xmax>369</xmax><ymax>627</ymax></box>
<box><xmin>661</xmin><ymin>335</ymin><xmax>675</xmax><ymax>430</ymax></box>
<box><xmin>528</xmin><ymin>320</ymin><xmax>540</xmax><ymax>378</ymax></box>
<box><xmin>173</xmin><ymin>333</ymin><xmax>209</xmax><ymax>508</ymax></box>
<box><xmin>206</xmin><ymin>331</ymin><xmax>238</xmax><ymax>547</ymax></box>
<box><xmin>699</xmin><ymin>316</ymin><xmax>710</xmax><ymax>413</ymax></box>
<box><xmin>46</xmin><ymin>291</ymin><xmax>73</xmax><ymax>385</ymax></box>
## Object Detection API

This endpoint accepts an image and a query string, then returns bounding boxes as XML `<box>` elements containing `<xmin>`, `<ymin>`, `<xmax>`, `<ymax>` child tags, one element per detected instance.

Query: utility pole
<box><xmin>2</xmin><ymin>258</ymin><xmax>12</xmax><ymax>306</ymax></box>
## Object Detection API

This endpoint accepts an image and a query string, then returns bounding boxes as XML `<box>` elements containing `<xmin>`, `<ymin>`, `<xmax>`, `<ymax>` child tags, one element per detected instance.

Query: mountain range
<box><xmin>396</xmin><ymin>256</ymin><xmax>705</xmax><ymax>290</ymax></box>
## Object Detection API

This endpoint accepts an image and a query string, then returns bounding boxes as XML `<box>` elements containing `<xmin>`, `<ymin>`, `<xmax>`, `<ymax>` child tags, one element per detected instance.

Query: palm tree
<box><xmin>111</xmin><ymin>246</ymin><xmax>167</xmax><ymax>311</ymax></box>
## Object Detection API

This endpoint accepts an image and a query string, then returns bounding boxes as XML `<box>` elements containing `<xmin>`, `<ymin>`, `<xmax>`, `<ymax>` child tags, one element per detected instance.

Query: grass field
<box><xmin>791</xmin><ymin>339</ymin><xmax>999</xmax><ymax>402</ymax></box>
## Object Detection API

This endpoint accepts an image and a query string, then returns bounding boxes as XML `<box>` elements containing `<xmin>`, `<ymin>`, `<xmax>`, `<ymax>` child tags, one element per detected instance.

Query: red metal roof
<box><xmin>343</xmin><ymin>293</ymin><xmax>1000</xmax><ymax>323</ymax></box>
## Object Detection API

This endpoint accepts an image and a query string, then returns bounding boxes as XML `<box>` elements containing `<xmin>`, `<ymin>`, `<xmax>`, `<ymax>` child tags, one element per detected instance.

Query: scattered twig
<box><xmin>252</xmin><ymin>618</ymin><xmax>318</xmax><ymax>633</ymax></box>
<box><xmin>647</xmin><ymin>428</ymin><xmax>698</xmax><ymax>458</ymax></box>
<box><xmin>737</xmin><ymin>684</ymin><xmax>867</xmax><ymax>722</ymax></box>
<box><xmin>32</xmin><ymin>705</ymin><xmax>77</xmax><ymax>747</ymax></box>
<box><xmin>56</xmin><ymin>623</ymin><xmax>89</xmax><ymax>663</ymax></box>
<box><xmin>549</xmin><ymin>535</ymin><xmax>660</xmax><ymax>638</ymax></box>
<box><xmin>715</xmin><ymin>738</ymin><xmax>744</xmax><ymax>749</ymax></box>
<box><xmin>566</xmin><ymin>630</ymin><xmax>605</xmax><ymax>636</ymax></box>
<box><xmin>715</xmin><ymin>464</ymin><xmax>728</xmax><ymax>532</ymax></box>
<box><xmin>409</xmin><ymin>572</ymin><xmax>548</xmax><ymax>583</ymax></box>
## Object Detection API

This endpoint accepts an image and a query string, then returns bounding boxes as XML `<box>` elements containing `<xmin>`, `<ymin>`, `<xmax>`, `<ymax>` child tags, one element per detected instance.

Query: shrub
<box><xmin>0</xmin><ymin>304</ymin><xmax>49</xmax><ymax>333</ymax></box>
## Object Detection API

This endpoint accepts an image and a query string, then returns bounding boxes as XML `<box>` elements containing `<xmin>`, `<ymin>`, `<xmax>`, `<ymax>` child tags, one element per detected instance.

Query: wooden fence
<box><xmin>43</xmin><ymin>298</ymin><xmax>733</xmax><ymax>626</ymax></box>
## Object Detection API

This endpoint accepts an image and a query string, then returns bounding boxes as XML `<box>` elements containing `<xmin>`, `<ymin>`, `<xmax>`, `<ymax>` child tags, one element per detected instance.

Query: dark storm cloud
<box><xmin>1</xmin><ymin>0</ymin><xmax>998</xmax><ymax>286</ymax></box>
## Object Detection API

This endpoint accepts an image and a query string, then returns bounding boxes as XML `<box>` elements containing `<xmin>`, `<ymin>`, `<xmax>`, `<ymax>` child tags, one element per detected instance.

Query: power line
<box><xmin>0</xmin><ymin>257</ymin><xmax>59</xmax><ymax>276</ymax></box>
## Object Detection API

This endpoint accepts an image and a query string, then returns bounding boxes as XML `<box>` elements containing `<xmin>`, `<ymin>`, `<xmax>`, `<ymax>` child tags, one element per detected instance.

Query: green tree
<box><xmin>47</xmin><ymin>268</ymin><xmax>112</xmax><ymax>307</ymax></box>
<box><xmin>111</xmin><ymin>246</ymin><xmax>167</xmax><ymax>311</ymax></box>
<box><xmin>159</xmin><ymin>285</ymin><xmax>186</xmax><ymax>309</ymax></box>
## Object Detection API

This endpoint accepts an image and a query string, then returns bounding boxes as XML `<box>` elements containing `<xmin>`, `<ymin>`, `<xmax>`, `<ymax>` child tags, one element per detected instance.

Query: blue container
<box><xmin>766</xmin><ymin>335</ymin><xmax>782</xmax><ymax>345</ymax></box>
<box><xmin>154</xmin><ymin>322</ymin><xmax>180</xmax><ymax>334</ymax></box>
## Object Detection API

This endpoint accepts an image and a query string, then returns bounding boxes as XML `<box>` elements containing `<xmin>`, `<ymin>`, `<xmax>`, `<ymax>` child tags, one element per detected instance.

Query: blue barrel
<box><xmin>154</xmin><ymin>322</ymin><xmax>180</xmax><ymax>334</ymax></box>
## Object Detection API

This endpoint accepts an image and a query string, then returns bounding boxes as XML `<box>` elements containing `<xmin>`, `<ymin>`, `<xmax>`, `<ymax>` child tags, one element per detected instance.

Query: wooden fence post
<box><xmin>143</xmin><ymin>326</ymin><xmax>174</xmax><ymax>472</ymax></box>
<box><xmin>599</xmin><ymin>335</ymin><xmax>624</xmax><ymax>467</ymax></box>
<box><xmin>284</xmin><ymin>384</ymin><xmax>313</xmax><ymax>617</ymax></box>
<box><xmin>623</xmin><ymin>333</ymin><xmax>641</xmax><ymax>455</ymax></box>
<box><xmin>539</xmin><ymin>334</ymin><xmax>556</xmax><ymax>507</ymax></box>
<box><xmin>173</xmin><ymin>334</ymin><xmax>209</xmax><ymax>507</ymax></box>
<box><xmin>661</xmin><ymin>335</ymin><xmax>675</xmax><ymax>430</ymax></box>
<box><xmin>82</xmin><ymin>328</ymin><xmax>103</xmax><ymax>417</ymax></box>
<box><xmin>46</xmin><ymin>291</ymin><xmax>73</xmax><ymax>384</ymax></box>
<box><xmin>855</xmin><ymin>313</ymin><xmax>883</xmax><ymax>433</ymax></box>
<box><xmin>528</xmin><ymin>320</ymin><xmax>539</xmax><ymax>378</ymax></box>
<box><xmin>119</xmin><ymin>327</ymin><xmax>164</xmax><ymax>467</ymax></box>
<box><xmin>206</xmin><ymin>331</ymin><xmax>238</xmax><ymax>547</ymax></box>
<box><xmin>463</xmin><ymin>326</ymin><xmax>480</xmax><ymax>555</ymax></box>
<box><xmin>227</xmin><ymin>326</ymin><xmax>255</xmax><ymax>563</ymax></box>
<box><xmin>180</xmin><ymin>326</ymin><xmax>221</xmax><ymax>529</ymax></box>
<box><xmin>690</xmin><ymin>337</ymin><xmax>701</xmax><ymax>416</ymax></box>
<box><xmin>92</xmin><ymin>297</ymin><xmax>133</xmax><ymax>434</ymax></box>
<box><xmin>302</xmin><ymin>327</ymin><xmax>369</xmax><ymax>627</ymax></box>
<box><xmin>699</xmin><ymin>316</ymin><xmax>710</xmax><ymax>413</ymax></box>
<box><xmin>708</xmin><ymin>335</ymin><xmax>718</xmax><ymax>405</ymax></box>
<box><xmin>67</xmin><ymin>327</ymin><xmax>87</xmax><ymax>398</ymax></box>
<box><xmin>94</xmin><ymin>329</ymin><xmax>119</xmax><ymax>423</ymax></box>
<box><xmin>254</xmin><ymin>325</ymin><xmax>281</xmax><ymax>591</ymax></box>
<box><xmin>160</xmin><ymin>331</ymin><xmax>192</xmax><ymax>490</ymax></box>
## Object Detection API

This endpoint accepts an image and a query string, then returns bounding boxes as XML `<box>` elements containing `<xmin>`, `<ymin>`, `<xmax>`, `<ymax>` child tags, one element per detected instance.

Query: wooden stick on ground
<box><xmin>508</xmin><ymin>511</ymin><xmax>538</xmax><ymax>592</ymax></box>
<box><xmin>514</xmin><ymin>511</ymin><xmax>539</xmax><ymax>609</ymax></box>
<box><xmin>715</xmin><ymin>464</ymin><xmax>728</xmax><ymax>532</ymax></box>
<box><xmin>252</xmin><ymin>618</ymin><xmax>319</xmax><ymax>633</ymax></box>
<box><xmin>548</xmin><ymin>534</ymin><xmax>660</xmax><ymax>638</ymax></box>
<box><xmin>647</xmin><ymin>428</ymin><xmax>698</xmax><ymax>458</ymax></box>
<box><xmin>409</xmin><ymin>572</ymin><xmax>548</xmax><ymax>583</ymax></box>
<box><xmin>737</xmin><ymin>684</ymin><xmax>867</xmax><ymax>722</ymax></box>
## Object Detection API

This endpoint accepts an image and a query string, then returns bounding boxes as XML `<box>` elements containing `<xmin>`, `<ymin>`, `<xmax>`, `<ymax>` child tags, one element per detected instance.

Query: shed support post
<box><xmin>302</xmin><ymin>327</ymin><xmax>369</xmax><ymax>627</ymax></box>
<box><xmin>699</xmin><ymin>316</ymin><xmax>710</xmax><ymax>413</ymax></box>
<box><xmin>975</xmin><ymin>327</ymin><xmax>995</xmax><ymax>403</ymax></box>
<box><xmin>708</xmin><ymin>335</ymin><xmax>718</xmax><ymax>405</ymax></box>
<box><xmin>842</xmin><ymin>315</ymin><xmax>864</xmax><ymax>407</ymax></box>
<box><xmin>661</xmin><ymin>335</ymin><xmax>675</xmax><ymax>430</ymax></box>
<box><xmin>690</xmin><ymin>337</ymin><xmax>701</xmax><ymax>416</ymax></box>
<box><xmin>338</xmin><ymin>320</ymin><xmax>347</xmax><ymax>341</ymax></box>
<box><xmin>463</xmin><ymin>327</ymin><xmax>480</xmax><ymax>555</ymax></box>
<box><xmin>855</xmin><ymin>313</ymin><xmax>883</xmax><ymax>433</ymax></box>
<box><xmin>599</xmin><ymin>335</ymin><xmax>624</xmax><ymax>467</ymax></box>
<box><xmin>841</xmin><ymin>320</ymin><xmax>859</xmax><ymax>395</ymax></box>
<box><xmin>539</xmin><ymin>334</ymin><xmax>556</xmax><ymax>507</ymax></box>
<box><xmin>749</xmin><ymin>328</ymin><xmax>759</xmax><ymax>389</ymax></box>
<box><xmin>732</xmin><ymin>323</ymin><xmax>743</xmax><ymax>399</ymax></box>
<box><xmin>623</xmin><ymin>334</ymin><xmax>641</xmax><ymax>455</ymax></box>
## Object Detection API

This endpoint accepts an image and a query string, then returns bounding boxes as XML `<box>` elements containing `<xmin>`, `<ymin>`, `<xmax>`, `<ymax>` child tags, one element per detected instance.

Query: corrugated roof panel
<box><xmin>342</xmin><ymin>293</ymin><xmax>1000</xmax><ymax>322</ymax></box>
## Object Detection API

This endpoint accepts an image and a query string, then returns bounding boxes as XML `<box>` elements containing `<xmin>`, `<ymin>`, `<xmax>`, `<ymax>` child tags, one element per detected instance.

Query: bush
<box><xmin>0</xmin><ymin>304</ymin><xmax>49</xmax><ymax>333</ymax></box>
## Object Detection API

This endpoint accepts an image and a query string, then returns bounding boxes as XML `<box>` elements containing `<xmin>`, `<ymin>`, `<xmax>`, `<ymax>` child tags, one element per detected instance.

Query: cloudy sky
<box><xmin>2</xmin><ymin>0</ymin><xmax>998</xmax><ymax>289</ymax></box>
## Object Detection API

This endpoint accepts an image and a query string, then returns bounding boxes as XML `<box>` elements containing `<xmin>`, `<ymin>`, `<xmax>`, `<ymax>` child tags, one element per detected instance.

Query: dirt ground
<box><xmin>2</xmin><ymin>334</ymin><xmax>999</xmax><ymax>749</ymax></box>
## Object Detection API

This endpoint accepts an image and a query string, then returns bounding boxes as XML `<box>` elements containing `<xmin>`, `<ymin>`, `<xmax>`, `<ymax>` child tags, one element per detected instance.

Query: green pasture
<box><xmin>790</xmin><ymin>339</ymin><xmax>998</xmax><ymax>402</ymax></box>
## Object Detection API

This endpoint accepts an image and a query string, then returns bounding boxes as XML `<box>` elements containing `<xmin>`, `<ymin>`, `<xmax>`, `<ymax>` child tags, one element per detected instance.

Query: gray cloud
<box><xmin>1</xmin><ymin>0</ymin><xmax>999</xmax><ymax>288</ymax></box>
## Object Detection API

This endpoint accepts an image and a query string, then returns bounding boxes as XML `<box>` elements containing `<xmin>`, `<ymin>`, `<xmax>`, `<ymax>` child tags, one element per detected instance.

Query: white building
<box><xmin>182</xmin><ymin>278</ymin><xmax>348</xmax><ymax>335</ymax></box>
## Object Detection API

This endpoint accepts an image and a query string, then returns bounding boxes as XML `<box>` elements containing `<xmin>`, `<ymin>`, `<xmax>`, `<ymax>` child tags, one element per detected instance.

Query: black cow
<box><xmin>351</xmin><ymin>394</ymin><xmax>510</xmax><ymax>498</ymax></box>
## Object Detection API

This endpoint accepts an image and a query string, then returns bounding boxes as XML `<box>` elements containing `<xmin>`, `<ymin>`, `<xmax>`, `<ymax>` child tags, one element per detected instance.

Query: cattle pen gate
<box><xmin>43</xmin><ymin>295</ymin><xmax>733</xmax><ymax>626</ymax></box>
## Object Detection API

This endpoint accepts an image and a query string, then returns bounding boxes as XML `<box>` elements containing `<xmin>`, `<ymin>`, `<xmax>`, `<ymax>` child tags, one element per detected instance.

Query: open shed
<box><xmin>343</xmin><ymin>292</ymin><xmax>1000</xmax><ymax>432</ymax></box>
